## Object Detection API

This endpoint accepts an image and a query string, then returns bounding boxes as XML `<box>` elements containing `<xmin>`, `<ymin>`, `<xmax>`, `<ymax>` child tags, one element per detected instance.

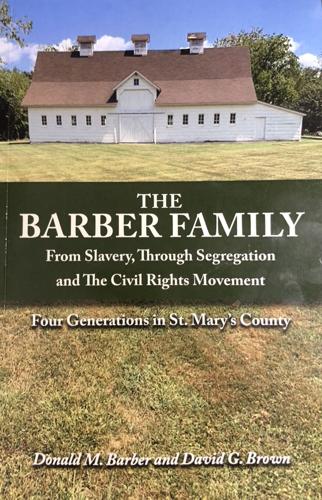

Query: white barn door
<box><xmin>120</xmin><ymin>114</ymin><xmax>153</xmax><ymax>143</ymax></box>
<box><xmin>255</xmin><ymin>117</ymin><xmax>266</xmax><ymax>140</ymax></box>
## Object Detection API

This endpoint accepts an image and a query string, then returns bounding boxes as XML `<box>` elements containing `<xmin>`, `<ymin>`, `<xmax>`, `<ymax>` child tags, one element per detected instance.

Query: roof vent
<box><xmin>187</xmin><ymin>32</ymin><xmax>206</xmax><ymax>54</ymax></box>
<box><xmin>131</xmin><ymin>34</ymin><xmax>150</xmax><ymax>56</ymax></box>
<box><xmin>77</xmin><ymin>35</ymin><xmax>96</xmax><ymax>57</ymax></box>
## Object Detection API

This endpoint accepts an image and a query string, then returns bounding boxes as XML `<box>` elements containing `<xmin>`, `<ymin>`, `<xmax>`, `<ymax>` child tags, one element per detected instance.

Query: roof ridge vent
<box><xmin>187</xmin><ymin>32</ymin><xmax>206</xmax><ymax>54</ymax></box>
<box><xmin>77</xmin><ymin>35</ymin><xmax>96</xmax><ymax>57</ymax></box>
<box><xmin>131</xmin><ymin>34</ymin><xmax>150</xmax><ymax>56</ymax></box>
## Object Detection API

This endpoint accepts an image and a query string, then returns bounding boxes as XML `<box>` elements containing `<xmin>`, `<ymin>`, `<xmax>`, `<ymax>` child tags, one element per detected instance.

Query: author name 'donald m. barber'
<box><xmin>33</xmin><ymin>451</ymin><xmax>291</xmax><ymax>468</ymax></box>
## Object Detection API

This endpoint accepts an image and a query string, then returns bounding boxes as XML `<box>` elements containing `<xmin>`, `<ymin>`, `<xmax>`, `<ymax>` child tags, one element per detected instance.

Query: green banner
<box><xmin>0</xmin><ymin>183</ymin><xmax>7</xmax><ymax>308</ymax></box>
<box><xmin>4</xmin><ymin>180</ymin><xmax>322</xmax><ymax>304</ymax></box>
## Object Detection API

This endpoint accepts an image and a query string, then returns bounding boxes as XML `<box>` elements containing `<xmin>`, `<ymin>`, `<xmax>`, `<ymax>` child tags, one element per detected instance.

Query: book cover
<box><xmin>0</xmin><ymin>1</ymin><xmax>321</xmax><ymax>497</ymax></box>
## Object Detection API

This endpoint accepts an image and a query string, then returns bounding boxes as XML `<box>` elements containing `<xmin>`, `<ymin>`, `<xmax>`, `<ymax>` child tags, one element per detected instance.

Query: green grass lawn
<box><xmin>0</xmin><ymin>139</ymin><xmax>321</xmax><ymax>181</ymax></box>
<box><xmin>0</xmin><ymin>141</ymin><xmax>321</xmax><ymax>497</ymax></box>
<box><xmin>0</xmin><ymin>305</ymin><xmax>321</xmax><ymax>498</ymax></box>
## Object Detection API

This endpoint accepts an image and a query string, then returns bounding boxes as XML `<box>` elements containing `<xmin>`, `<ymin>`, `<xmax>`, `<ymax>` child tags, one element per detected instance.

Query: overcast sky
<box><xmin>1</xmin><ymin>0</ymin><xmax>321</xmax><ymax>70</ymax></box>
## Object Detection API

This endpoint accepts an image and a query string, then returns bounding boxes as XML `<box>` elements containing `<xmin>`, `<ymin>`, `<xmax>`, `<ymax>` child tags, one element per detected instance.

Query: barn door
<box><xmin>255</xmin><ymin>117</ymin><xmax>266</xmax><ymax>140</ymax></box>
<box><xmin>120</xmin><ymin>114</ymin><xmax>153</xmax><ymax>143</ymax></box>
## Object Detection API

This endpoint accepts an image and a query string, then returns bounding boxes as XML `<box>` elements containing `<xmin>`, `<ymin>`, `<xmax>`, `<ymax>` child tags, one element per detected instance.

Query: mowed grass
<box><xmin>0</xmin><ymin>305</ymin><xmax>321</xmax><ymax>498</ymax></box>
<box><xmin>0</xmin><ymin>139</ymin><xmax>321</xmax><ymax>181</ymax></box>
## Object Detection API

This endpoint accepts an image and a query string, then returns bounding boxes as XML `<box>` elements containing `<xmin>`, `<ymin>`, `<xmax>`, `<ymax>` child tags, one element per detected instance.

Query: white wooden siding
<box><xmin>155</xmin><ymin>105</ymin><xmax>254</xmax><ymax>142</ymax></box>
<box><xmin>28</xmin><ymin>108</ymin><xmax>119</xmax><ymax>143</ymax></box>
<box><xmin>255</xmin><ymin>102</ymin><xmax>302</xmax><ymax>141</ymax></box>
<box><xmin>155</xmin><ymin>103</ymin><xmax>302</xmax><ymax>143</ymax></box>
<box><xmin>27</xmin><ymin>100</ymin><xmax>303</xmax><ymax>143</ymax></box>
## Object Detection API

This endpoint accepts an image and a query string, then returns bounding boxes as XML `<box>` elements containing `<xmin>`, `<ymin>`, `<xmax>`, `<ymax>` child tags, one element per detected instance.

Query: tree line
<box><xmin>0</xmin><ymin>69</ymin><xmax>30</xmax><ymax>140</ymax></box>
<box><xmin>0</xmin><ymin>0</ymin><xmax>31</xmax><ymax>140</ymax></box>
<box><xmin>0</xmin><ymin>9</ymin><xmax>321</xmax><ymax>140</ymax></box>
<box><xmin>214</xmin><ymin>28</ymin><xmax>322</xmax><ymax>135</ymax></box>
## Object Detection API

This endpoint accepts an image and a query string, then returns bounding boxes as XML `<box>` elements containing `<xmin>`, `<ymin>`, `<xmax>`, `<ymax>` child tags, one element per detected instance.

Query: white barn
<box><xmin>23</xmin><ymin>33</ymin><xmax>304</xmax><ymax>143</ymax></box>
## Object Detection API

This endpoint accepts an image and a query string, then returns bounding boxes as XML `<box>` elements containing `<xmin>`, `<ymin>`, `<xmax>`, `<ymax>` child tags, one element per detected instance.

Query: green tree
<box><xmin>298</xmin><ymin>67</ymin><xmax>322</xmax><ymax>133</ymax></box>
<box><xmin>0</xmin><ymin>0</ymin><xmax>32</xmax><ymax>47</ymax></box>
<box><xmin>214</xmin><ymin>28</ymin><xmax>302</xmax><ymax>108</ymax></box>
<box><xmin>0</xmin><ymin>1</ymin><xmax>32</xmax><ymax>140</ymax></box>
<box><xmin>0</xmin><ymin>69</ymin><xmax>31</xmax><ymax>140</ymax></box>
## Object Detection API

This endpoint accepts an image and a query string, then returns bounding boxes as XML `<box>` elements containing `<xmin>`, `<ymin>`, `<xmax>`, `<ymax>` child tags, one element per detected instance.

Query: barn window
<box><xmin>86</xmin><ymin>115</ymin><xmax>92</xmax><ymax>126</ymax></box>
<box><xmin>101</xmin><ymin>115</ymin><xmax>107</xmax><ymax>126</ymax></box>
<box><xmin>56</xmin><ymin>115</ymin><xmax>62</xmax><ymax>126</ymax></box>
<box><xmin>167</xmin><ymin>114</ymin><xmax>173</xmax><ymax>126</ymax></box>
<box><xmin>71</xmin><ymin>115</ymin><xmax>77</xmax><ymax>126</ymax></box>
<box><xmin>182</xmin><ymin>114</ymin><xmax>189</xmax><ymax>125</ymax></box>
<box><xmin>134</xmin><ymin>78</ymin><xmax>140</xmax><ymax>86</ymax></box>
<box><xmin>41</xmin><ymin>115</ymin><xmax>47</xmax><ymax>126</ymax></box>
<box><xmin>230</xmin><ymin>113</ymin><xmax>236</xmax><ymax>124</ymax></box>
<box><xmin>198</xmin><ymin>114</ymin><xmax>204</xmax><ymax>125</ymax></box>
<box><xmin>214</xmin><ymin>113</ymin><xmax>220</xmax><ymax>125</ymax></box>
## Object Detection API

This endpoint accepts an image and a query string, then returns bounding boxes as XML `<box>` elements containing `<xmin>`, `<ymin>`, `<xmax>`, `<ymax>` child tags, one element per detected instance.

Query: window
<box><xmin>86</xmin><ymin>115</ymin><xmax>92</xmax><ymax>126</ymax></box>
<box><xmin>198</xmin><ymin>114</ymin><xmax>204</xmax><ymax>125</ymax></box>
<box><xmin>230</xmin><ymin>113</ymin><xmax>236</xmax><ymax>124</ymax></box>
<box><xmin>101</xmin><ymin>115</ymin><xmax>107</xmax><ymax>126</ymax></box>
<box><xmin>182</xmin><ymin>114</ymin><xmax>189</xmax><ymax>125</ymax></box>
<box><xmin>71</xmin><ymin>115</ymin><xmax>77</xmax><ymax>126</ymax></box>
<box><xmin>214</xmin><ymin>113</ymin><xmax>220</xmax><ymax>125</ymax></box>
<box><xmin>167</xmin><ymin>114</ymin><xmax>174</xmax><ymax>126</ymax></box>
<box><xmin>56</xmin><ymin>115</ymin><xmax>62</xmax><ymax>126</ymax></box>
<box><xmin>134</xmin><ymin>78</ymin><xmax>140</xmax><ymax>86</ymax></box>
<box><xmin>41</xmin><ymin>115</ymin><xmax>47</xmax><ymax>126</ymax></box>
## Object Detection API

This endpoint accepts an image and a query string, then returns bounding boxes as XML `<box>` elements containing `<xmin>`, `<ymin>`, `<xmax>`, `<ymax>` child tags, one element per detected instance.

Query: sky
<box><xmin>1</xmin><ymin>0</ymin><xmax>321</xmax><ymax>70</ymax></box>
